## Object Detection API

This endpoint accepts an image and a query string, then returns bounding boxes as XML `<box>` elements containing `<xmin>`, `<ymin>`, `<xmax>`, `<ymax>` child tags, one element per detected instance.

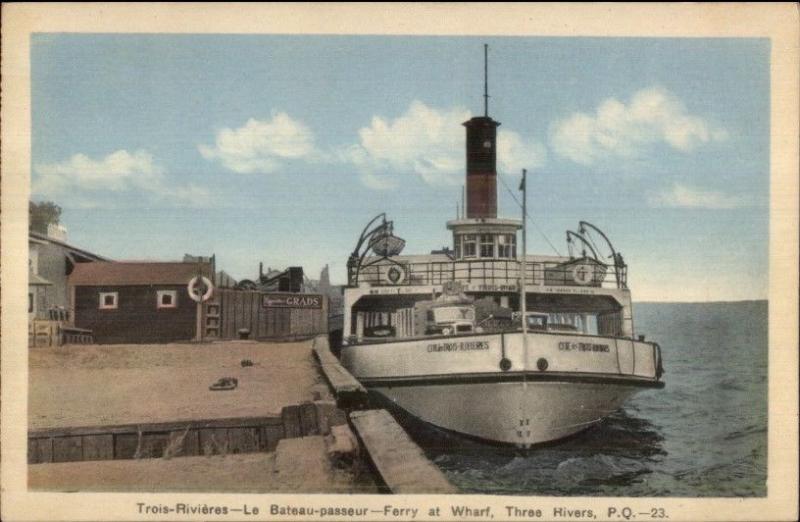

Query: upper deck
<box><xmin>352</xmin><ymin>253</ymin><xmax>628</xmax><ymax>292</ymax></box>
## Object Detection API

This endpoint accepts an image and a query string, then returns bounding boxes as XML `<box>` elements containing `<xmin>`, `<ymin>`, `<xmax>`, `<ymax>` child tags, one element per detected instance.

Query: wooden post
<box><xmin>195</xmin><ymin>301</ymin><xmax>203</xmax><ymax>342</ymax></box>
<box><xmin>355</xmin><ymin>312</ymin><xmax>364</xmax><ymax>342</ymax></box>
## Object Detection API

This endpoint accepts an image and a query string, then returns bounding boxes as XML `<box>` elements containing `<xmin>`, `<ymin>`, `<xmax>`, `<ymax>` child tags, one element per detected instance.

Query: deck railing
<box><xmin>353</xmin><ymin>258</ymin><xmax>627</xmax><ymax>290</ymax></box>
<box><xmin>31</xmin><ymin>307</ymin><xmax>72</xmax><ymax>322</ymax></box>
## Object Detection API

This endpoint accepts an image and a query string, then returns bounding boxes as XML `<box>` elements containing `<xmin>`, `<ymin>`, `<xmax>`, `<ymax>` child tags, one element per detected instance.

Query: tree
<box><xmin>29</xmin><ymin>201</ymin><xmax>62</xmax><ymax>234</ymax></box>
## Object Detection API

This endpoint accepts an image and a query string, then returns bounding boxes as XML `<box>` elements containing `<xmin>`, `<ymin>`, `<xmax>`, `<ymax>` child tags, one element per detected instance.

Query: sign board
<box><xmin>367</xmin><ymin>286</ymin><xmax>437</xmax><ymax>296</ymax></box>
<box><xmin>261</xmin><ymin>293</ymin><xmax>323</xmax><ymax>309</ymax></box>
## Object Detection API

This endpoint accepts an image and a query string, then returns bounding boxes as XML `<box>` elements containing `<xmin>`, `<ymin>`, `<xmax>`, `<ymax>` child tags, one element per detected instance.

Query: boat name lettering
<box><xmin>368</xmin><ymin>287</ymin><xmax>434</xmax><ymax>295</ymax></box>
<box><xmin>468</xmin><ymin>284</ymin><xmax>518</xmax><ymax>292</ymax></box>
<box><xmin>558</xmin><ymin>341</ymin><xmax>610</xmax><ymax>353</ymax></box>
<box><xmin>542</xmin><ymin>287</ymin><xmax>596</xmax><ymax>295</ymax></box>
<box><xmin>427</xmin><ymin>341</ymin><xmax>491</xmax><ymax>353</ymax></box>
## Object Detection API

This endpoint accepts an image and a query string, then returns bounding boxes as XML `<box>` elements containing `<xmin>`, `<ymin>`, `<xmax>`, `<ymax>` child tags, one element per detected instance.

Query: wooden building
<box><xmin>28</xmin><ymin>229</ymin><xmax>108</xmax><ymax>347</ymax></box>
<box><xmin>29</xmin><ymin>229</ymin><xmax>108</xmax><ymax>321</ymax></box>
<box><xmin>69</xmin><ymin>260</ymin><xmax>331</xmax><ymax>345</ymax></box>
<box><xmin>69</xmin><ymin>262</ymin><xmax>213</xmax><ymax>344</ymax></box>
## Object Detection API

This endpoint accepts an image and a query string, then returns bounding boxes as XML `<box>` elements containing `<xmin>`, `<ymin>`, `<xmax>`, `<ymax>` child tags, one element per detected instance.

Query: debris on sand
<box><xmin>209</xmin><ymin>377</ymin><xmax>238</xmax><ymax>391</ymax></box>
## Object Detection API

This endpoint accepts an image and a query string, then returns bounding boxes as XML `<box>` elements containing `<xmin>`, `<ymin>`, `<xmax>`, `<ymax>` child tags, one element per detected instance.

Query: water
<box><xmin>400</xmin><ymin>301</ymin><xmax>768</xmax><ymax>497</ymax></box>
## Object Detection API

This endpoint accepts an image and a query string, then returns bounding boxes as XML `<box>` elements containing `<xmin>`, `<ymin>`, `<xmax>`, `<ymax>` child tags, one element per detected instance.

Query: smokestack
<box><xmin>463</xmin><ymin>44</ymin><xmax>499</xmax><ymax>219</ymax></box>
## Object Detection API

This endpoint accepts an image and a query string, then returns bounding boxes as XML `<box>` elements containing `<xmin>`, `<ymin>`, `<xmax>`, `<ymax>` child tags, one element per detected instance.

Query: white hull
<box><xmin>342</xmin><ymin>331</ymin><xmax>662</xmax><ymax>445</ymax></box>
<box><xmin>373</xmin><ymin>380</ymin><xmax>638</xmax><ymax>445</ymax></box>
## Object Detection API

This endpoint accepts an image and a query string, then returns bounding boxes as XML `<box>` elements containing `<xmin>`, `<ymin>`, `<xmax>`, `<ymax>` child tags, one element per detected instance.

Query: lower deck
<box><xmin>344</xmin><ymin>285</ymin><xmax>636</xmax><ymax>345</ymax></box>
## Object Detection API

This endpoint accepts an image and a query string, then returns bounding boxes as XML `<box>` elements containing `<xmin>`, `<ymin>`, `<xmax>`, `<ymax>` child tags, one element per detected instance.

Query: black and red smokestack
<box><xmin>463</xmin><ymin>44</ymin><xmax>499</xmax><ymax>219</ymax></box>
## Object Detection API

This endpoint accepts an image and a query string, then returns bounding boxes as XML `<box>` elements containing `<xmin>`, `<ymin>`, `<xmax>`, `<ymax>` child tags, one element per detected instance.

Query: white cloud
<box><xmin>342</xmin><ymin>100</ymin><xmax>546</xmax><ymax>189</ymax></box>
<box><xmin>497</xmin><ymin>131</ymin><xmax>547</xmax><ymax>174</ymax></box>
<box><xmin>35</xmin><ymin>149</ymin><xmax>163</xmax><ymax>193</ymax></box>
<box><xmin>551</xmin><ymin>86</ymin><xmax>727</xmax><ymax>166</ymax></box>
<box><xmin>199</xmin><ymin>113</ymin><xmax>318</xmax><ymax>174</ymax></box>
<box><xmin>34</xmin><ymin>149</ymin><xmax>211</xmax><ymax>208</ymax></box>
<box><xmin>196</xmin><ymin>103</ymin><xmax>545</xmax><ymax>189</ymax></box>
<box><xmin>648</xmin><ymin>183</ymin><xmax>743</xmax><ymax>209</ymax></box>
<box><xmin>342</xmin><ymin>101</ymin><xmax>468</xmax><ymax>188</ymax></box>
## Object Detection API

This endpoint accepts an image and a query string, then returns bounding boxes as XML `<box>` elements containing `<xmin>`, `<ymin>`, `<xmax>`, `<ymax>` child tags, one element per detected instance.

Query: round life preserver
<box><xmin>188</xmin><ymin>276</ymin><xmax>215</xmax><ymax>302</ymax></box>
<box><xmin>384</xmin><ymin>265</ymin><xmax>406</xmax><ymax>285</ymax></box>
<box><xmin>572</xmin><ymin>264</ymin><xmax>594</xmax><ymax>285</ymax></box>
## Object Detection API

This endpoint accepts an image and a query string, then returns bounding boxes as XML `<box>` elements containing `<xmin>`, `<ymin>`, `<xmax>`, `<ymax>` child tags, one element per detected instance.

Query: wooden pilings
<box><xmin>312</xmin><ymin>335</ymin><xmax>456</xmax><ymax>493</ymax></box>
<box><xmin>349</xmin><ymin>409</ymin><xmax>457</xmax><ymax>494</ymax></box>
<box><xmin>312</xmin><ymin>334</ymin><xmax>368</xmax><ymax>409</ymax></box>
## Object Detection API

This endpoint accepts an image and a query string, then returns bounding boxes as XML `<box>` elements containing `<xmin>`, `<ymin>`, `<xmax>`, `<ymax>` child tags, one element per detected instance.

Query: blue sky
<box><xmin>31</xmin><ymin>34</ymin><xmax>770</xmax><ymax>301</ymax></box>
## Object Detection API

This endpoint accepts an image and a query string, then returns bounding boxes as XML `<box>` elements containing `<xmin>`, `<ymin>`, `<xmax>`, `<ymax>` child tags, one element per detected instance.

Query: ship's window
<box><xmin>526</xmin><ymin>315</ymin><xmax>547</xmax><ymax>330</ymax></box>
<box><xmin>480</xmin><ymin>234</ymin><xmax>494</xmax><ymax>258</ymax></box>
<box><xmin>498</xmin><ymin>234</ymin><xmax>516</xmax><ymax>258</ymax></box>
<box><xmin>463</xmin><ymin>235</ymin><xmax>477</xmax><ymax>258</ymax></box>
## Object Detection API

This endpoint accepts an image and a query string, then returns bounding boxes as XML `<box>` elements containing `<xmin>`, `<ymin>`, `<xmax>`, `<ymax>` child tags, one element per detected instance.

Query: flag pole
<box><xmin>520</xmin><ymin>169</ymin><xmax>528</xmax><ymax>384</ymax></box>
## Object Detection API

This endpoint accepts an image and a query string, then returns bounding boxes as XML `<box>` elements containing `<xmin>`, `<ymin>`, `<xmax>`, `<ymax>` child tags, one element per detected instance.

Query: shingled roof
<box><xmin>69</xmin><ymin>262</ymin><xmax>212</xmax><ymax>286</ymax></box>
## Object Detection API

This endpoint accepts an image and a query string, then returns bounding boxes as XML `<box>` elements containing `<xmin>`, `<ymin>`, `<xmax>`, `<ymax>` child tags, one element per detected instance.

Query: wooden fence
<box><xmin>28</xmin><ymin>320</ymin><xmax>93</xmax><ymax>347</ymax></box>
<box><xmin>205</xmin><ymin>290</ymin><xmax>328</xmax><ymax>340</ymax></box>
<box><xmin>28</xmin><ymin>402</ymin><xmax>346</xmax><ymax>464</ymax></box>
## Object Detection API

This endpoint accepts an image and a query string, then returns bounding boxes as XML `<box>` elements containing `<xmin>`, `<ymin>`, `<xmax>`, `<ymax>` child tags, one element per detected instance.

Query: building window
<box><xmin>99</xmin><ymin>292</ymin><xmax>118</xmax><ymax>310</ymax></box>
<box><xmin>157</xmin><ymin>290</ymin><xmax>178</xmax><ymax>309</ymax></box>
<box><xmin>463</xmin><ymin>235</ymin><xmax>477</xmax><ymax>258</ymax></box>
<box><xmin>498</xmin><ymin>234</ymin><xmax>517</xmax><ymax>258</ymax></box>
<box><xmin>480</xmin><ymin>234</ymin><xmax>495</xmax><ymax>258</ymax></box>
<box><xmin>454</xmin><ymin>236</ymin><xmax>461</xmax><ymax>259</ymax></box>
<box><xmin>29</xmin><ymin>292</ymin><xmax>34</xmax><ymax>313</ymax></box>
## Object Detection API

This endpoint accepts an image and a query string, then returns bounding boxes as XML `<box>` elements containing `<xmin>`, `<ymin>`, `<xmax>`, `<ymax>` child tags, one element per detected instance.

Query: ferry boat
<box><xmin>338</xmin><ymin>47</ymin><xmax>664</xmax><ymax>447</ymax></box>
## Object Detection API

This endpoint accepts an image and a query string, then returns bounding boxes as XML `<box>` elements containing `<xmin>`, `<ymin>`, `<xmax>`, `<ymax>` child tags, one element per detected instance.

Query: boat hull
<box><xmin>342</xmin><ymin>331</ymin><xmax>663</xmax><ymax>446</ymax></box>
<box><xmin>368</xmin><ymin>378</ymin><xmax>641</xmax><ymax>446</ymax></box>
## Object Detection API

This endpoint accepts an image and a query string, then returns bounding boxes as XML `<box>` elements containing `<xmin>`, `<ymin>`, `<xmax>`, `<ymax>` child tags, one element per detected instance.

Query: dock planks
<box><xmin>349</xmin><ymin>409</ymin><xmax>457</xmax><ymax>494</ymax></box>
<box><xmin>312</xmin><ymin>335</ymin><xmax>367</xmax><ymax>408</ymax></box>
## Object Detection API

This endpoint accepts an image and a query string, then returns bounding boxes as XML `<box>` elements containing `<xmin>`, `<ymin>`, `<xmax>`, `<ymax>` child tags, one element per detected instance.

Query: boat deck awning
<box><xmin>353</xmin><ymin>294</ymin><xmax>423</xmax><ymax>312</ymax></box>
<box><xmin>526</xmin><ymin>293</ymin><xmax>622</xmax><ymax>313</ymax></box>
<box><xmin>352</xmin><ymin>291</ymin><xmax>622</xmax><ymax>314</ymax></box>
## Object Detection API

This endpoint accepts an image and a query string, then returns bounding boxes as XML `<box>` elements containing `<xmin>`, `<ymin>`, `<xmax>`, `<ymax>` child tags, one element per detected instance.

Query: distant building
<box><xmin>429</xmin><ymin>246</ymin><xmax>455</xmax><ymax>257</ymax></box>
<box><xmin>183</xmin><ymin>253</ymin><xmax>237</xmax><ymax>288</ymax></box>
<box><xmin>69</xmin><ymin>261</ymin><xmax>213</xmax><ymax>344</ymax></box>
<box><xmin>28</xmin><ymin>230</ymin><xmax>107</xmax><ymax>322</ymax></box>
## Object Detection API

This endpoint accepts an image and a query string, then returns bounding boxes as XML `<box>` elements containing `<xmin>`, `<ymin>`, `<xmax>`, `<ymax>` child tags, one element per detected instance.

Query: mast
<box><xmin>520</xmin><ymin>169</ymin><xmax>528</xmax><ymax>382</ymax></box>
<box><xmin>484</xmin><ymin>43</ymin><xmax>489</xmax><ymax>117</ymax></box>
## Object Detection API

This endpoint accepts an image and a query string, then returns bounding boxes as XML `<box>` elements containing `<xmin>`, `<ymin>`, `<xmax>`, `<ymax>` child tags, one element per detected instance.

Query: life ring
<box><xmin>572</xmin><ymin>264</ymin><xmax>594</xmax><ymax>285</ymax></box>
<box><xmin>188</xmin><ymin>276</ymin><xmax>215</xmax><ymax>302</ymax></box>
<box><xmin>384</xmin><ymin>265</ymin><xmax>406</xmax><ymax>285</ymax></box>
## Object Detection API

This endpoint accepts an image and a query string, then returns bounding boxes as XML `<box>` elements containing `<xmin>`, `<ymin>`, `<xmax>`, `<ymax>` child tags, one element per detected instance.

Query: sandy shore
<box><xmin>29</xmin><ymin>340</ymin><xmax>320</xmax><ymax>430</ymax></box>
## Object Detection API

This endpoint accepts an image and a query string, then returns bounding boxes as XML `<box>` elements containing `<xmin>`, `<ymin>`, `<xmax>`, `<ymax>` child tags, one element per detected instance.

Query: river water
<box><xmin>399</xmin><ymin>301</ymin><xmax>768</xmax><ymax>497</ymax></box>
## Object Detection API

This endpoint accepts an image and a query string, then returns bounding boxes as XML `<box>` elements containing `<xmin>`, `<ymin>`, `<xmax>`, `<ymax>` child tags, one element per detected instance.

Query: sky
<box><xmin>30</xmin><ymin>34</ymin><xmax>770</xmax><ymax>301</ymax></box>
